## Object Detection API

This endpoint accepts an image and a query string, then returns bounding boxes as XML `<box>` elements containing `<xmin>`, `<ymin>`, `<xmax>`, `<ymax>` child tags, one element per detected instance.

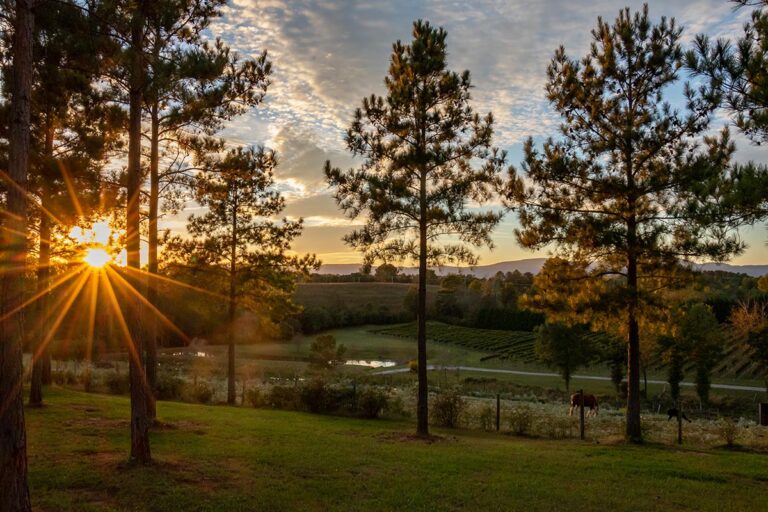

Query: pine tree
<box><xmin>685</xmin><ymin>0</ymin><xmax>768</xmax><ymax>223</ymax></box>
<box><xmin>534</xmin><ymin>322</ymin><xmax>594</xmax><ymax>394</ymax></box>
<box><xmin>167</xmin><ymin>146</ymin><xmax>317</xmax><ymax>405</ymax></box>
<box><xmin>126</xmin><ymin>0</ymin><xmax>151</xmax><ymax>463</ymax></box>
<box><xmin>325</xmin><ymin>20</ymin><xmax>506</xmax><ymax>436</ymax></box>
<box><xmin>141</xmin><ymin>1</ymin><xmax>271</xmax><ymax>418</ymax></box>
<box><xmin>505</xmin><ymin>6</ymin><xmax>750</xmax><ymax>442</ymax></box>
<box><xmin>21</xmin><ymin>0</ymin><xmax>122</xmax><ymax>407</ymax></box>
<box><xmin>0</xmin><ymin>0</ymin><xmax>34</xmax><ymax>509</ymax></box>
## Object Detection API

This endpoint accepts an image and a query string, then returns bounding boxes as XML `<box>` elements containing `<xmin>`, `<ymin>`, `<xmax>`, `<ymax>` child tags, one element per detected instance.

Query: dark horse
<box><xmin>569</xmin><ymin>393</ymin><xmax>599</xmax><ymax>417</ymax></box>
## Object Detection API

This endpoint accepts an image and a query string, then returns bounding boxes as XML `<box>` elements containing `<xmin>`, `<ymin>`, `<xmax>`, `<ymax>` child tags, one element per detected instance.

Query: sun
<box><xmin>83</xmin><ymin>247</ymin><xmax>112</xmax><ymax>268</ymax></box>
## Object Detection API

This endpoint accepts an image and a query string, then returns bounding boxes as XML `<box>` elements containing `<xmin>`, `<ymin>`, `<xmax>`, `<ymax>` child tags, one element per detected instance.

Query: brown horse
<box><xmin>569</xmin><ymin>393</ymin><xmax>599</xmax><ymax>417</ymax></box>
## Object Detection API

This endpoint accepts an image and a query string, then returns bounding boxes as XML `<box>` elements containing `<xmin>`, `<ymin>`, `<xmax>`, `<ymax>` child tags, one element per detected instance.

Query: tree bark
<box><xmin>416</xmin><ymin>169</ymin><xmax>429</xmax><ymax>437</ymax></box>
<box><xmin>127</xmin><ymin>0</ymin><xmax>151</xmax><ymax>463</ymax></box>
<box><xmin>227</xmin><ymin>199</ymin><xmax>237</xmax><ymax>405</ymax></box>
<box><xmin>29</xmin><ymin>117</ymin><xmax>55</xmax><ymax>408</ymax></box>
<box><xmin>145</xmin><ymin>104</ymin><xmax>160</xmax><ymax>421</ymax></box>
<box><xmin>29</xmin><ymin>211</ymin><xmax>49</xmax><ymax>407</ymax></box>
<box><xmin>0</xmin><ymin>0</ymin><xmax>34</xmax><ymax>509</ymax></box>
<box><xmin>626</xmin><ymin>244</ymin><xmax>642</xmax><ymax>443</ymax></box>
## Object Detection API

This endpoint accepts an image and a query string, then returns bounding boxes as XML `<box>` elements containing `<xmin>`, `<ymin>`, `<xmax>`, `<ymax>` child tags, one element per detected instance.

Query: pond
<box><xmin>344</xmin><ymin>359</ymin><xmax>397</xmax><ymax>368</ymax></box>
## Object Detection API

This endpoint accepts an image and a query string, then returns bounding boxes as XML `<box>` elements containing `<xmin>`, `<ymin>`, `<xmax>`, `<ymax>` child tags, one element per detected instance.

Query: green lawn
<box><xmin>26</xmin><ymin>387</ymin><xmax>768</xmax><ymax>511</ymax></box>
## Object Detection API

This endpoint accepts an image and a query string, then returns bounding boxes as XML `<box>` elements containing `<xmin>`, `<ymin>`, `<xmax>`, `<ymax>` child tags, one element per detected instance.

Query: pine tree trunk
<box><xmin>29</xmin><ymin>211</ymin><xmax>50</xmax><ymax>407</ymax></box>
<box><xmin>227</xmin><ymin>205</ymin><xmax>237</xmax><ymax>405</ymax></box>
<box><xmin>30</xmin><ymin>119</ymin><xmax>54</xmax><ymax>408</ymax></box>
<box><xmin>145</xmin><ymin>105</ymin><xmax>160</xmax><ymax>421</ymax></box>
<box><xmin>0</xmin><ymin>0</ymin><xmax>34</xmax><ymax>509</ymax></box>
<box><xmin>127</xmin><ymin>0</ymin><xmax>151</xmax><ymax>464</ymax></box>
<box><xmin>626</xmin><ymin>248</ymin><xmax>642</xmax><ymax>443</ymax></box>
<box><xmin>416</xmin><ymin>171</ymin><xmax>429</xmax><ymax>437</ymax></box>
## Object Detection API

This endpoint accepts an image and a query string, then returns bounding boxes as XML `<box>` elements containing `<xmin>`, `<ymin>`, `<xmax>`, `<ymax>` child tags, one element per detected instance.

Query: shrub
<box><xmin>717</xmin><ymin>417</ymin><xmax>740</xmax><ymax>447</ymax></box>
<box><xmin>507</xmin><ymin>405</ymin><xmax>534</xmax><ymax>436</ymax></box>
<box><xmin>431</xmin><ymin>389</ymin><xmax>465</xmax><ymax>428</ymax></box>
<box><xmin>105</xmin><ymin>372</ymin><xmax>130</xmax><ymax>395</ymax></box>
<box><xmin>155</xmin><ymin>374</ymin><xmax>185</xmax><ymax>401</ymax></box>
<box><xmin>186</xmin><ymin>383</ymin><xmax>213</xmax><ymax>404</ymax></box>
<box><xmin>246</xmin><ymin>388</ymin><xmax>265</xmax><ymax>408</ymax></box>
<box><xmin>357</xmin><ymin>388</ymin><xmax>389</xmax><ymax>419</ymax></box>
<box><xmin>300</xmin><ymin>379</ymin><xmax>355</xmax><ymax>414</ymax></box>
<box><xmin>478</xmin><ymin>403</ymin><xmax>496</xmax><ymax>432</ymax></box>
<box><xmin>268</xmin><ymin>385</ymin><xmax>302</xmax><ymax>410</ymax></box>
<box><xmin>383</xmin><ymin>394</ymin><xmax>410</xmax><ymax>419</ymax></box>
<box><xmin>543</xmin><ymin>415</ymin><xmax>576</xmax><ymax>439</ymax></box>
<box><xmin>408</xmin><ymin>360</ymin><xmax>418</xmax><ymax>373</ymax></box>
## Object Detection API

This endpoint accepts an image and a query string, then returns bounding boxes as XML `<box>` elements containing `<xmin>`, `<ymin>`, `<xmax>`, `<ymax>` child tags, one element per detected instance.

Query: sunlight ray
<box><xmin>0</xmin><ymin>265</ymin><xmax>85</xmax><ymax>324</ymax></box>
<box><xmin>106</xmin><ymin>266</ymin><xmax>190</xmax><ymax>344</ymax></box>
<box><xmin>84</xmin><ymin>272</ymin><xmax>99</xmax><ymax>379</ymax></box>
<box><xmin>99</xmin><ymin>272</ymin><xmax>148</xmax><ymax>385</ymax></box>
<box><xmin>31</xmin><ymin>270</ymin><xmax>91</xmax><ymax>363</ymax></box>
<box><xmin>57</xmin><ymin>160</ymin><xmax>84</xmax><ymax>218</ymax></box>
<box><xmin>121</xmin><ymin>265</ymin><xmax>229</xmax><ymax>301</ymax></box>
<box><xmin>0</xmin><ymin>168</ymin><xmax>66</xmax><ymax>226</ymax></box>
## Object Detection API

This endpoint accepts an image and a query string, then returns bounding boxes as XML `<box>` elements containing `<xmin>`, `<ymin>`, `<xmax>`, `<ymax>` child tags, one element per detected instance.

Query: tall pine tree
<box><xmin>168</xmin><ymin>146</ymin><xmax>317</xmax><ymax>405</ymax></box>
<box><xmin>325</xmin><ymin>20</ymin><xmax>505</xmax><ymax>436</ymax></box>
<box><xmin>0</xmin><ymin>0</ymin><xmax>34</xmax><ymax>509</ymax></box>
<box><xmin>141</xmin><ymin>0</ymin><xmax>270</xmax><ymax>418</ymax></box>
<box><xmin>505</xmin><ymin>6</ymin><xmax>750</xmax><ymax>442</ymax></box>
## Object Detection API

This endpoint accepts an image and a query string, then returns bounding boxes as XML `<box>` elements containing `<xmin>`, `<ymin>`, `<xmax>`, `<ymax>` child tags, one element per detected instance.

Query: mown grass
<box><xmin>26</xmin><ymin>387</ymin><xmax>768</xmax><ymax>511</ymax></box>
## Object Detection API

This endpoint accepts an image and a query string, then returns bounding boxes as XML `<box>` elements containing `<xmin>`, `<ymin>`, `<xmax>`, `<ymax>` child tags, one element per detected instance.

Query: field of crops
<box><xmin>295</xmin><ymin>282</ymin><xmax>439</xmax><ymax>312</ymax></box>
<box><xmin>372</xmin><ymin>321</ymin><xmax>539</xmax><ymax>362</ymax></box>
<box><xmin>373</xmin><ymin>322</ymin><xmax>766</xmax><ymax>382</ymax></box>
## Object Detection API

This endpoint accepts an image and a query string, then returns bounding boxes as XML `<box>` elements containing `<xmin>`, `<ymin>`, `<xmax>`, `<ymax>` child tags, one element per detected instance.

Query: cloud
<box><xmin>202</xmin><ymin>0</ymin><xmax>768</xmax><ymax>264</ymax></box>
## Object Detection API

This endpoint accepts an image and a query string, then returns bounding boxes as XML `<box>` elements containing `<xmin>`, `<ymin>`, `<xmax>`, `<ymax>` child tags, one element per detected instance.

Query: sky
<box><xmin>161</xmin><ymin>0</ymin><xmax>768</xmax><ymax>266</ymax></box>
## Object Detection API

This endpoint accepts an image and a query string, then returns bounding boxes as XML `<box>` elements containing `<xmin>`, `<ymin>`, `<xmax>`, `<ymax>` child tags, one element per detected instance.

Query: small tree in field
<box><xmin>730</xmin><ymin>299</ymin><xmax>768</xmax><ymax>392</ymax></box>
<box><xmin>325</xmin><ymin>20</ymin><xmax>506</xmax><ymax>436</ymax></box>
<box><xmin>680</xmin><ymin>303</ymin><xmax>722</xmax><ymax>404</ymax></box>
<box><xmin>505</xmin><ymin>6</ymin><xmax>752</xmax><ymax>442</ymax></box>
<box><xmin>308</xmin><ymin>335</ymin><xmax>347</xmax><ymax>371</ymax></box>
<box><xmin>534</xmin><ymin>322</ymin><xmax>594</xmax><ymax>394</ymax></box>
<box><xmin>168</xmin><ymin>146</ymin><xmax>317</xmax><ymax>404</ymax></box>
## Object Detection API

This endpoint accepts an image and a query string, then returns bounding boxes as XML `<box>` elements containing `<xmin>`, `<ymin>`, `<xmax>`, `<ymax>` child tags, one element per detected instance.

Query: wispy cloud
<box><xmin>184</xmin><ymin>0</ymin><xmax>768</xmax><ymax>265</ymax></box>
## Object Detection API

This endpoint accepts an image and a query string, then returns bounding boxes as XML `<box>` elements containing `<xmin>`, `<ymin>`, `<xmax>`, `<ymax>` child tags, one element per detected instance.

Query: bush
<box><xmin>105</xmin><ymin>372</ymin><xmax>130</xmax><ymax>395</ymax></box>
<box><xmin>408</xmin><ymin>360</ymin><xmax>418</xmax><ymax>373</ymax></box>
<box><xmin>507</xmin><ymin>405</ymin><xmax>534</xmax><ymax>436</ymax></box>
<box><xmin>186</xmin><ymin>382</ymin><xmax>213</xmax><ymax>404</ymax></box>
<box><xmin>357</xmin><ymin>388</ymin><xmax>389</xmax><ymax>419</ymax></box>
<box><xmin>268</xmin><ymin>385</ymin><xmax>302</xmax><ymax>410</ymax></box>
<box><xmin>299</xmin><ymin>379</ymin><xmax>355</xmax><ymax>414</ymax></box>
<box><xmin>542</xmin><ymin>415</ymin><xmax>576</xmax><ymax>439</ymax></box>
<box><xmin>383</xmin><ymin>394</ymin><xmax>410</xmax><ymax>419</ymax></box>
<box><xmin>246</xmin><ymin>388</ymin><xmax>265</xmax><ymax>408</ymax></box>
<box><xmin>431</xmin><ymin>389</ymin><xmax>465</xmax><ymax>428</ymax></box>
<box><xmin>155</xmin><ymin>374</ymin><xmax>185</xmax><ymax>401</ymax></box>
<box><xmin>478</xmin><ymin>403</ymin><xmax>496</xmax><ymax>432</ymax></box>
<box><xmin>717</xmin><ymin>417</ymin><xmax>740</xmax><ymax>447</ymax></box>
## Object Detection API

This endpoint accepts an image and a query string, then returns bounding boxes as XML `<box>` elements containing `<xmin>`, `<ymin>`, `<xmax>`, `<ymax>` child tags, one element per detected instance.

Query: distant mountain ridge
<box><xmin>317</xmin><ymin>258</ymin><xmax>768</xmax><ymax>278</ymax></box>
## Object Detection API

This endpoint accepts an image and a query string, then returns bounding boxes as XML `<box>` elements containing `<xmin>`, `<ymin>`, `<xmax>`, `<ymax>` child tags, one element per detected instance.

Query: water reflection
<box><xmin>344</xmin><ymin>359</ymin><xmax>396</xmax><ymax>368</ymax></box>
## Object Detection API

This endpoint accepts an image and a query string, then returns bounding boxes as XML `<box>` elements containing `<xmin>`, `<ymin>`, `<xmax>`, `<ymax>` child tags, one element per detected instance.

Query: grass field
<box><xmin>25</xmin><ymin>387</ymin><xmax>768</xmax><ymax>511</ymax></box>
<box><xmin>374</xmin><ymin>321</ymin><xmax>768</xmax><ymax>385</ymax></box>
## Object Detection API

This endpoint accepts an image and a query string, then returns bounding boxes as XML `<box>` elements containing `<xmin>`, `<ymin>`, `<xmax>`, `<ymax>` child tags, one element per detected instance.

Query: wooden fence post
<box><xmin>579</xmin><ymin>389</ymin><xmax>585</xmax><ymax>440</ymax></box>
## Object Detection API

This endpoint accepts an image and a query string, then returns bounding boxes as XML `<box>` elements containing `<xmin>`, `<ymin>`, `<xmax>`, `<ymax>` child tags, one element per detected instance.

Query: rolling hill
<box><xmin>317</xmin><ymin>258</ymin><xmax>767</xmax><ymax>277</ymax></box>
